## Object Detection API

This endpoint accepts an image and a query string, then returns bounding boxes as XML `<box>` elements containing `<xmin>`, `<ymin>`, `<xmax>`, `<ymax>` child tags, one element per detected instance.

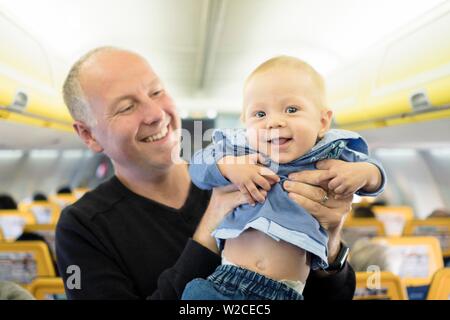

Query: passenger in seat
<box><xmin>0</xmin><ymin>194</ymin><xmax>18</xmax><ymax>210</ymax></box>
<box><xmin>0</xmin><ymin>281</ymin><xmax>34</xmax><ymax>300</ymax></box>
<box><xmin>182</xmin><ymin>56</ymin><xmax>386</xmax><ymax>300</ymax></box>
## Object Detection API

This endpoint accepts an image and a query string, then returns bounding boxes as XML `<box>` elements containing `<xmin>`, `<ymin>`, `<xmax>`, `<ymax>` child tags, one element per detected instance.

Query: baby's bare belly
<box><xmin>222</xmin><ymin>229</ymin><xmax>311</xmax><ymax>283</ymax></box>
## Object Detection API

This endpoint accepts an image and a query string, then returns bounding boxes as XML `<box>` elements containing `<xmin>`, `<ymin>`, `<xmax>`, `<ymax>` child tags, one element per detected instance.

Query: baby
<box><xmin>182</xmin><ymin>56</ymin><xmax>386</xmax><ymax>300</ymax></box>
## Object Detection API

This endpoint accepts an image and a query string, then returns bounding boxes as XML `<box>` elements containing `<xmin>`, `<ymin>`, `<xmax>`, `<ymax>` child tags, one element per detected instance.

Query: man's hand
<box><xmin>283</xmin><ymin>164</ymin><xmax>353</xmax><ymax>267</ymax></box>
<box><xmin>218</xmin><ymin>154</ymin><xmax>279</xmax><ymax>205</ymax></box>
<box><xmin>193</xmin><ymin>185</ymin><xmax>252</xmax><ymax>254</ymax></box>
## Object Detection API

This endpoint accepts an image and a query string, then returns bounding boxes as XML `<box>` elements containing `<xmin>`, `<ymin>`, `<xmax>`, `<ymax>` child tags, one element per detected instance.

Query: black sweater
<box><xmin>55</xmin><ymin>176</ymin><xmax>355</xmax><ymax>299</ymax></box>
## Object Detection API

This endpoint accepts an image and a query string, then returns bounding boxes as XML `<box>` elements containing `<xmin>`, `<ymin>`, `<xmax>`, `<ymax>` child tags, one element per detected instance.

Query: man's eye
<box><xmin>120</xmin><ymin>104</ymin><xmax>134</xmax><ymax>113</ymax></box>
<box><xmin>151</xmin><ymin>90</ymin><xmax>163</xmax><ymax>97</ymax></box>
<box><xmin>286</xmin><ymin>106</ymin><xmax>298</xmax><ymax>113</ymax></box>
<box><xmin>254</xmin><ymin>111</ymin><xmax>266</xmax><ymax>118</ymax></box>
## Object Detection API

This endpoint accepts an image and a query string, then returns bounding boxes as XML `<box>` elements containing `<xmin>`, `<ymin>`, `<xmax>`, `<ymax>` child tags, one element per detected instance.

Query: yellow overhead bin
<box><xmin>327</xmin><ymin>2</ymin><xmax>450</xmax><ymax>130</ymax></box>
<box><xmin>0</xmin><ymin>11</ymin><xmax>72</xmax><ymax>131</ymax></box>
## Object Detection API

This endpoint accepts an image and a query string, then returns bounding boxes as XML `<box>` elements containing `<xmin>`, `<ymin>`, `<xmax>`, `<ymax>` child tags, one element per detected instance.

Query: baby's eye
<box><xmin>286</xmin><ymin>106</ymin><xmax>298</xmax><ymax>113</ymax></box>
<box><xmin>254</xmin><ymin>111</ymin><xmax>266</xmax><ymax>118</ymax></box>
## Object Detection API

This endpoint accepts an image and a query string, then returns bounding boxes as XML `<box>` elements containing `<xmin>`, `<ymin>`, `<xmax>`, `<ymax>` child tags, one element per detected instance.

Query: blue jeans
<box><xmin>181</xmin><ymin>264</ymin><xmax>303</xmax><ymax>300</ymax></box>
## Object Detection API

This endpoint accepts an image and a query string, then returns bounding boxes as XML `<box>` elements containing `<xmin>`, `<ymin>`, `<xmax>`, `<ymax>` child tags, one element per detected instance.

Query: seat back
<box><xmin>49</xmin><ymin>194</ymin><xmax>77</xmax><ymax>211</ymax></box>
<box><xmin>371</xmin><ymin>236</ymin><xmax>443</xmax><ymax>288</ymax></box>
<box><xmin>24</xmin><ymin>223</ymin><xmax>57</xmax><ymax>259</ymax></box>
<box><xmin>343</xmin><ymin>218</ymin><xmax>386</xmax><ymax>248</ymax></box>
<box><xmin>28</xmin><ymin>277</ymin><xmax>66</xmax><ymax>300</ymax></box>
<box><xmin>427</xmin><ymin>268</ymin><xmax>450</xmax><ymax>300</ymax></box>
<box><xmin>372</xmin><ymin>206</ymin><xmax>414</xmax><ymax>236</ymax></box>
<box><xmin>0</xmin><ymin>241</ymin><xmax>55</xmax><ymax>284</ymax></box>
<box><xmin>19</xmin><ymin>201</ymin><xmax>61</xmax><ymax>225</ymax></box>
<box><xmin>354</xmin><ymin>271</ymin><xmax>407</xmax><ymax>300</ymax></box>
<box><xmin>404</xmin><ymin>218</ymin><xmax>450</xmax><ymax>258</ymax></box>
<box><xmin>0</xmin><ymin>210</ymin><xmax>36</xmax><ymax>241</ymax></box>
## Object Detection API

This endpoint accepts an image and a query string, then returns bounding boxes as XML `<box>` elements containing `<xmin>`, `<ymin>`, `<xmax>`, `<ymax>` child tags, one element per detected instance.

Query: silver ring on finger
<box><xmin>320</xmin><ymin>193</ymin><xmax>329</xmax><ymax>205</ymax></box>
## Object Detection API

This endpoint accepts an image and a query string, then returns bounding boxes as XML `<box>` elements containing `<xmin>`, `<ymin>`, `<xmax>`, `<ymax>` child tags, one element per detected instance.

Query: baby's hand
<box><xmin>316</xmin><ymin>160</ymin><xmax>382</xmax><ymax>199</ymax></box>
<box><xmin>218</xmin><ymin>154</ymin><xmax>280</xmax><ymax>205</ymax></box>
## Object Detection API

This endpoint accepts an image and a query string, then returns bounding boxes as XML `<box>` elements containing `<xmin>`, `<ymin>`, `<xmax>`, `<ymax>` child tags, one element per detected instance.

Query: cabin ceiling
<box><xmin>0</xmin><ymin>0</ymin><xmax>448</xmax><ymax>149</ymax></box>
<box><xmin>0</xmin><ymin>0</ymin><xmax>446</xmax><ymax>111</ymax></box>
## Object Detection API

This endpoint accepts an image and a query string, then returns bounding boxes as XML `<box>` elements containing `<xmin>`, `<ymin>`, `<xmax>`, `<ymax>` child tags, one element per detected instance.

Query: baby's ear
<box><xmin>318</xmin><ymin>109</ymin><xmax>333</xmax><ymax>138</ymax></box>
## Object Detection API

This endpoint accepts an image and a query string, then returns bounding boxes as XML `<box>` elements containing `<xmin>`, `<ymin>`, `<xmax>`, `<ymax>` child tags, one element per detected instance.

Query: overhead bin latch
<box><xmin>410</xmin><ymin>91</ymin><xmax>431</xmax><ymax>111</ymax></box>
<box><xmin>8</xmin><ymin>90</ymin><xmax>28</xmax><ymax>112</ymax></box>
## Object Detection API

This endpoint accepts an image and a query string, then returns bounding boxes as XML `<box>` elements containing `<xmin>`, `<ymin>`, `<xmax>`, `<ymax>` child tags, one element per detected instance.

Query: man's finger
<box><xmin>287</xmin><ymin>192</ymin><xmax>330</xmax><ymax>216</ymax></box>
<box><xmin>334</xmin><ymin>193</ymin><xmax>352</xmax><ymax>200</ymax></box>
<box><xmin>288</xmin><ymin>169</ymin><xmax>332</xmax><ymax>186</ymax></box>
<box><xmin>316</xmin><ymin>159</ymin><xmax>344</xmax><ymax>170</ymax></box>
<box><xmin>315</xmin><ymin>159</ymin><xmax>334</xmax><ymax>170</ymax></box>
<box><xmin>283</xmin><ymin>180</ymin><xmax>328</xmax><ymax>203</ymax></box>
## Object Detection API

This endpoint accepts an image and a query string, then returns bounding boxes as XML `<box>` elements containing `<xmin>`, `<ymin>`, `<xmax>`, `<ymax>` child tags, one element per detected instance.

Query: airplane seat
<box><xmin>403</xmin><ymin>218</ymin><xmax>450</xmax><ymax>267</ymax></box>
<box><xmin>0</xmin><ymin>241</ymin><xmax>55</xmax><ymax>285</ymax></box>
<box><xmin>372</xmin><ymin>206</ymin><xmax>414</xmax><ymax>237</ymax></box>
<box><xmin>49</xmin><ymin>194</ymin><xmax>77</xmax><ymax>211</ymax></box>
<box><xmin>371</xmin><ymin>236</ymin><xmax>443</xmax><ymax>300</ymax></box>
<box><xmin>342</xmin><ymin>217</ymin><xmax>386</xmax><ymax>249</ymax></box>
<box><xmin>354</xmin><ymin>271</ymin><xmax>407</xmax><ymax>300</ymax></box>
<box><xmin>16</xmin><ymin>225</ymin><xmax>58</xmax><ymax>277</ymax></box>
<box><xmin>427</xmin><ymin>268</ymin><xmax>450</xmax><ymax>300</ymax></box>
<box><xmin>19</xmin><ymin>201</ymin><xmax>61</xmax><ymax>225</ymax></box>
<box><xmin>73</xmin><ymin>188</ymin><xmax>89</xmax><ymax>200</ymax></box>
<box><xmin>0</xmin><ymin>210</ymin><xmax>36</xmax><ymax>241</ymax></box>
<box><xmin>28</xmin><ymin>277</ymin><xmax>66</xmax><ymax>300</ymax></box>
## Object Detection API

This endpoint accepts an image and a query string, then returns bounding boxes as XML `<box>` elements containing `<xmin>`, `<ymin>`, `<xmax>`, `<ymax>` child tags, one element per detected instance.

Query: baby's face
<box><xmin>243</xmin><ymin>68</ymin><xmax>331</xmax><ymax>164</ymax></box>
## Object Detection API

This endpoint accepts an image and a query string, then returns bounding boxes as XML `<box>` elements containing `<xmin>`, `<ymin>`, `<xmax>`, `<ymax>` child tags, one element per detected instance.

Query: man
<box><xmin>56</xmin><ymin>47</ymin><xmax>356</xmax><ymax>299</ymax></box>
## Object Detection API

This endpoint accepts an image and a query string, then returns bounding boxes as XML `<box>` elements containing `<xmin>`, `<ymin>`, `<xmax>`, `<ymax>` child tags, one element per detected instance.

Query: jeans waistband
<box><xmin>207</xmin><ymin>264</ymin><xmax>303</xmax><ymax>300</ymax></box>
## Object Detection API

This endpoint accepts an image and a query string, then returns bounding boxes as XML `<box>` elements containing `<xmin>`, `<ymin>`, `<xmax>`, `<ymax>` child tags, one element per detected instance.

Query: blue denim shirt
<box><xmin>189</xmin><ymin>128</ymin><xmax>386</xmax><ymax>269</ymax></box>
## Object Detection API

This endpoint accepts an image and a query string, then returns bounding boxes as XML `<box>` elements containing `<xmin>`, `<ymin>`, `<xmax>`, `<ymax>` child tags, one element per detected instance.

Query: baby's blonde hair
<box><xmin>242</xmin><ymin>56</ymin><xmax>327</xmax><ymax>120</ymax></box>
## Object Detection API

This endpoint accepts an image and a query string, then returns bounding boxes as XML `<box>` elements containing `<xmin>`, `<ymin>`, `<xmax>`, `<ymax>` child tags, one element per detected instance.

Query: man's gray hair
<box><xmin>62</xmin><ymin>46</ymin><xmax>123</xmax><ymax>127</ymax></box>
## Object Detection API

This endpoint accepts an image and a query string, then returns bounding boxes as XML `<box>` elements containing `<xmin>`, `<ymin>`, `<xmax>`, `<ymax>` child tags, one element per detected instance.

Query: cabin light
<box><xmin>84</xmin><ymin>150</ymin><xmax>94</xmax><ymax>157</ymax></box>
<box><xmin>30</xmin><ymin>150</ymin><xmax>59</xmax><ymax>159</ymax></box>
<box><xmin>375</xmin><ymin>148</ymin><xmax>417</xmax><ymax>158</ymax></box>
<box><xmin>0</xmin><ymin>150</ymin><xmax>24</xmax><ymax>159</ymax></box>
<box><xmin>62</xmin><ymin>150</ymin><xmax>84</xmax><ymax>159</ymax></box>
<box><xmin>207</xmin><ymin>110</ymin><xmax>218</xmax><ymax>119</ymax></box>
<box><xmin>429</xmin><ymin>149</ymin><xmax>450</xmax><ymax>157</ymax></box>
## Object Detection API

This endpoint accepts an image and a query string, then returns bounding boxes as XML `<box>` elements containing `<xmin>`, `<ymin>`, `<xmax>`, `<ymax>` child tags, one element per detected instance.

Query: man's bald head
<box><xmin>62</xmin><ymin>47</ymin><xmax>146</xmax><ymax>127</ymax></box>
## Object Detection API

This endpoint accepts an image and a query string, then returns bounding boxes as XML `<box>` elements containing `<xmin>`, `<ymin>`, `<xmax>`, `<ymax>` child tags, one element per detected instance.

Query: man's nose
<box><xmin>141</xmin><ymin>99</ymin><xmax>165</xmax><ymax>126</ymax></box>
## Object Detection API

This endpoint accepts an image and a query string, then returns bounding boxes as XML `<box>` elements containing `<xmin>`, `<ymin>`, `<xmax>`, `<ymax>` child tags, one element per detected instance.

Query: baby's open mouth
<box><xmin>268</xmin><ymin>138</ymin><xmax>292</xmax><ymax>145</ymax></box>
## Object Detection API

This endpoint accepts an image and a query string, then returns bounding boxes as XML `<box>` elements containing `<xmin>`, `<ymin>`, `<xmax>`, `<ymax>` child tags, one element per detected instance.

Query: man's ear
<box><xmin>318</xmin><ymin>109</ymin><xmax>333</xmax><ymax>139</ymax></box>
<box><xmin>73</xmin><ymin>121</ymin><xmax>104</xmax><ymax>153</ymax></box>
